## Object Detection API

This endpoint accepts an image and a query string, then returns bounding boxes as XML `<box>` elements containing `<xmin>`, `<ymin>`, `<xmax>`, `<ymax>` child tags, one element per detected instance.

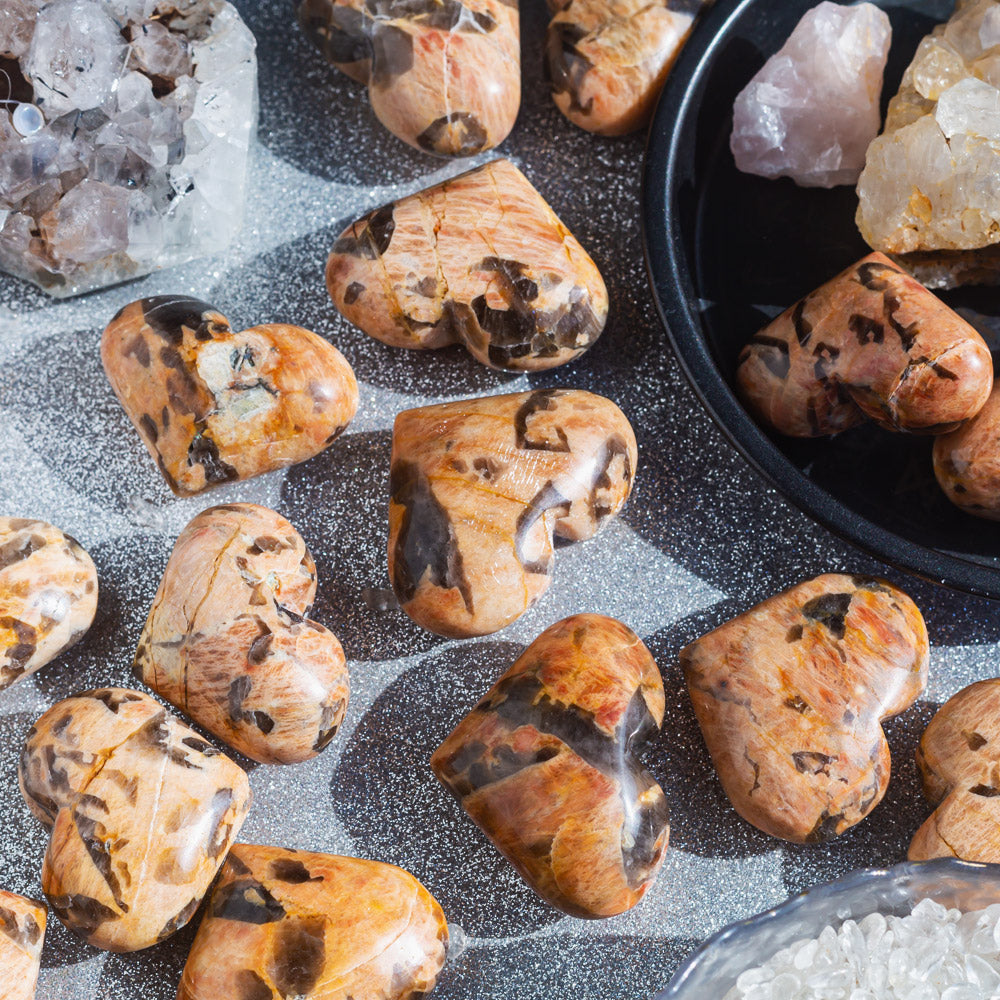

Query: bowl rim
<box><xmin>640</xmin><ymin>0</ymin><xmax>1000</xmax><ymax>603</ymax></box>
<box><xmin>655</xmin><ymin>857</ymin><xmax>1000</xmax><ymax>998</ymax></box>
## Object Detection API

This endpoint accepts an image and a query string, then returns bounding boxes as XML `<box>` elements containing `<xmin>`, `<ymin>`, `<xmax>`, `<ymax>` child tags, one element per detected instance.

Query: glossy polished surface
<box><xmin>9</xmin><ymin>0</ymin><xmax>1000</xmax><ymax>996</ymax></box>
<box><xmin>326</xmin><ymin>159</ymin><xmax>608</xmax><ymax>371</ymax></box>
<box><xmin>683</xmin><ymin>574</ymin><xmax>928</xmax><ymax>843</ymax></box>
<box><xmin>19</xmin><ymin>689</ymin><xmax>250</xmax><ymax>952</ymax></box>
<box><xmin>178</xmin><ymin>844</ymin><xmax>448</xmax><ymax>1000</ymax></box>
<box><xmin>136</xmin><ymin>504</ymin><xmax>349</xmax><ymax>764</ymax></box>
<box><xmin>102</xmin><ymin>296</ymin><xmax>358</xmax><ymax>496</ymax></box>
<box><xmin>432</xmin><ymin>614</ymin><xmax>668</xmax><ymax>917</ymax></box>
<box><xmin>389</xmin><ymin>389</ymin><xmax>636</xmax><ymax>636</ymax></box>
<box><xmin>0</xmin><ymin>890</ymin><xmax>46</xmax><ymax>1000</ymax></box>
<box><xmin>0</xmin><ymin>518</ymin><xmax>98</xmax><ymax>692</ymax></box>
<box><xmin>297</xmin><ymin>0</ymin><xmax>520</xmax><ymax>155</ymax></box>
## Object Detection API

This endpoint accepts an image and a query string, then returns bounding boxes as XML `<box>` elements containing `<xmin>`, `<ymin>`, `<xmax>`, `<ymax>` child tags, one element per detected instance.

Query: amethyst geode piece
<box><xmin>0</xmin><ymin>0</ymin><xmax>257</xmax><ymax>298</ymax></box>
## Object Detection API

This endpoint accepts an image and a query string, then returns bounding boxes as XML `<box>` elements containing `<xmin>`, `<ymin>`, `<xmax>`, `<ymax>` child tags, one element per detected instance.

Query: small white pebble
<box><xmin>722</xmin><ymin>900</ymin><xmax>1000</xmax><ymax>999</ymax></box>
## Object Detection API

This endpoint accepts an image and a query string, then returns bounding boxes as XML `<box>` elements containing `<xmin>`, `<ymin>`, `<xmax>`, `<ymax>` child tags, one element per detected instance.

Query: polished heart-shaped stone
<box><xmin>682</xmin><ymin>574</ymin><xmax>928</xmax><ymax>843</ymax></box>
<box><xmin>177</xmin><ymin>844</ymin><xmax>448</xmax><ymax>1000</ymax></box>
<box><xmin>0</xmin><ymin>890</ymin><xmax>46</xmax><ymax>1000</ymax></box>
<box><xmin>297</xmin><ymin>0</ymin><xmax>520</xmax><ymax>156</ymax></box>
<box><xmin>135</xmin><ymin>504</ymin><xmax>349</xmax><ymax>765</ymax></box>
<box><xmin>101</xmin><ymin>296</ymin><xmax>359</xmax><ymax>496</ymax></box>
<box><xmin>431</xmin><ymin>614</ymin><xmax>669</xmax><ymax>918</ymax></box>
<box><xmin>910</xmin><ymin>679</ymin><xmax>1000</xmax><ymax>863</ymax></box>
<box><xmin>19</xmin><ymin>688</ymin><xmax>250</xmax><ymax>952</ymax></box>
<box><xmin>326</xmin><ymin>159</ymin><xmax>608</xmax><ymax>371</ymax></box>
<box><xmin>1</xmin><ymin>517</ymin><xmax>97</xmax><ymax>693</ymax></box>
<box><xmin>389</xmin><ymin>389</ymin><xmax>637</xmax><ymax>637</ymax></box>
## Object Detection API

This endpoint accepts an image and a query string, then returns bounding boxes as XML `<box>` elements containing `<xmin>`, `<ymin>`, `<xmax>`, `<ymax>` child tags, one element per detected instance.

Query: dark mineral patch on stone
<box><xmin>546</xmin><ymin>21</ymin><xmax>594</xmax><ymax>115</ymax></box>
<box><xmin>211</xmin><ymin>879</ymin><xmax>287</xmax><ymax>924</ymax></box>
<box><xmin>802</xmin><ymin>592</ymin><xmax>853</xmax><ymax>640</ymax></box>
<box><xmin>416</xmin><ymin>112</ymin><xmax>489</xmax><ymax>156</ymax></box>
<box><xmin>390</xmin><ymin>459</ymin><xmax>473</xmax><ymax>613</ymax></box>
<box><xmin>514</xmin><ymin>389</ymin><xmax>570</xmax><ymax>452</ymax></box>
<box><xmin>270</xmin><ymin>858</ymin><xmax>323</xmax><ymax>884</ymax></box>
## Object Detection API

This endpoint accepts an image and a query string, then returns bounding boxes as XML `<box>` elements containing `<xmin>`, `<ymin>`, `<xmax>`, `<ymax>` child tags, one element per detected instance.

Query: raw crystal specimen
<box><xmin>101</xmin><ymin>297</ymin><xmax>358</xmax><ymax>496</ymax></box>
<box><xmin>0</xmin><ymin>517</ymin><xmax>98</xmax><ymax>693</ymax></box>
<box><xmin>730</xmin><ymin>2</ymin><xmax>891</xmax><ymax>188</ymax></box>
<box><xmin>737</xmin><ymin>253</ymin><xmax>993</xmax><ymax>437</ymax></box>
<box><xmin>19</xmin><ymin>688</ymin><xmax>251</xmax><ymax>951</ymax></box>
<box><xmin>682</xmin><ymin>574</ymin><xmax>928</xmax><ymax>843</ymax></box>
<box><xmin>177</xmin><ymin>845</ymin><xmax>449</xmax><ymax>1000</ymax></box>
<box><xmin>0</xmin><ymin>890</ymin><xmax>46</xmax><ymax>1000</ymax></box>
<box><xmin>432</xmin><ymin>614</ymin><xmax>669</xmax><ymax>918</ymax></box>
<box><xmin>546</xmin><ymin>0</ymin><xmax>713</xmax><ymax>136</ymax></box>
<box><xmin>0</xmin><ymin>0</ymin><xmax>257</xmax><ymax>298</ymax></box>
<box><xmin>857</xmin><ymin>0</ymin><xmax>1000</xmax><ymax>287</ymax></box>
<box><xmin>389</xmin><ymin>389</ymin><xmax>637</xmax><ymax>638</ymax></box>
<box><xmin>297</xmin><ymin>0</ymin><xmax>519</xmax><ymax>156</ymax></box>
<box><xmin>136</xmin><ymin>504</ymin><xmax>350</xmax><ymax>764</ymax></box>
<box><xmin>911</xmin><ymin>679</ymin><xmax>1000</xmax><ymax>863</ymax></box>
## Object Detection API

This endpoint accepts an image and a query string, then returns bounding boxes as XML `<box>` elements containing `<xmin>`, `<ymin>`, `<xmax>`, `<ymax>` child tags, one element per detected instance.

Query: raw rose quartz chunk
<box><xmin>730</xmin><ymin>2</ymin><xmax>891</xmax><ymax>188</ymax></box>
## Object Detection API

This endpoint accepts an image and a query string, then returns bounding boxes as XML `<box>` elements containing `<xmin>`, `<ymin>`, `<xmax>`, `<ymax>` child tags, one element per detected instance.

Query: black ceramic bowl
<box><xmin>642</xmin><ymin>0</ymin><xmax>1000</xmax><ymax>600</ymax></box>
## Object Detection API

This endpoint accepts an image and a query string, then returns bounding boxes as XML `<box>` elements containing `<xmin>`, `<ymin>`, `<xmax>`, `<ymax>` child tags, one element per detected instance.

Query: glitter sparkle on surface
<box><xmin>3</xmin><ymin>2</ymin><xmax>1000</xmax><ymax>998</ymax></box>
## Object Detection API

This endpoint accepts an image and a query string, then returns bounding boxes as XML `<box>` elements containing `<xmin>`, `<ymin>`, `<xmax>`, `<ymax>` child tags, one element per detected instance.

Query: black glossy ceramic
<box><xmin>642</xmin><ymin>0</ymin><xmax>1000</xmax><ymax>600</ymax></box>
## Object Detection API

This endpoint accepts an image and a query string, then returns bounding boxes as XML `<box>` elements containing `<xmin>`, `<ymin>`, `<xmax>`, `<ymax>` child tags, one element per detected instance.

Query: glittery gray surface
<box><xmin>2</xmin><ymin>2</ymin><xmax>1000</xmax><ymax>998</ymax></box>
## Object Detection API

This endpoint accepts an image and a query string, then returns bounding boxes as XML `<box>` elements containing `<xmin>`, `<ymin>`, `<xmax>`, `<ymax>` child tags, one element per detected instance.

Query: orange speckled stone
<box><xmin>0</xmin><ymin>517</ymin><xmax>97</xmax><ymax>693</ymax></box>
<box><xmin>432</xmin><ymin>614</ymin><xmax>668</xmax><ymax>918</ymax></box>
<box><xmin>682</xmin><ymin>574</ymin><xmax>928</xmax><ymax>843</ymax></box>
<box><xmin>934</xmin><ymin>383</ymin><xmax>1000</xmax><ymax>520</ymax></box>
<box><xmin>546</xmin><ymin>0</ymin><xmax>711</xmax><ymax>136</ymax></box>
<box><xmin>0</xmin><ymin>891</ymin><xmax>46</xmax><ymax>1000</ymax></box>
<box><xmin>737</xmin><ymin>253</ymin><xmax>992</xmax><ymax>436</ymax></box>
<box><xmin>910</xmin><ymin>680</ymin><xmax>1000</xmax><ymax>863</ymax></box>
<box><xmin>136</xmin><ymin>504</ymin><xmax>349</xmax><ymax>765</ymax></box>
<box><xmin>177</xmin><ymin>844</ymin><xmax>448</xmax><ymax>1000</ymax></box>
<box><xmin>297</xmin><ymin>0</ymin><xmax>519</xmax><ymax>156</ymax></box>
<box><xmin>389</xmin><ymin>388</ymin><xmax>636</xmax><ymax>637</ymax></box>
<box><xmin>326</xmin><ymin>159</ymin><xmax>608</xmax><ymax>371</ymax></box>
<box><xmin>19</xmin><ymin>688</ymin><xmax>250</xmax><ymax>952</ymax></box>
<box><xmin>101</xmin><ymin>296</ymin><xmax>358</xmax><ymax>496</ymax></box>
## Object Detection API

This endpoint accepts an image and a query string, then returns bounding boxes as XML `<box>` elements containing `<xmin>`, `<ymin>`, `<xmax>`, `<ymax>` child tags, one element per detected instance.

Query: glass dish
<box><xmin>655</xmin><ymin>858</ymin><xmax>1000</xmax><ymax>998</ymax></box>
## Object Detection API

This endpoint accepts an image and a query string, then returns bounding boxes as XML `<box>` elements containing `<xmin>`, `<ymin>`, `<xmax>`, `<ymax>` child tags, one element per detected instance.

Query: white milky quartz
<box><xmin>857</xmin><ymin>0</ymin><xmax>1000</xmax><ymax>285</ymax></box>
<box><xmin>722</xmin><ymin>899</ymin><xmax>1000</xmax><ymax>1000</ymax></box>
<box><xmin>0</xmin><ymin>0</ymin><xmax>257</xmax><ymax>297</ymax></box>
<box><xmin>730</xmin><ymin>2</ymin><xmax>892</xmax><ymax>188</ymax></box>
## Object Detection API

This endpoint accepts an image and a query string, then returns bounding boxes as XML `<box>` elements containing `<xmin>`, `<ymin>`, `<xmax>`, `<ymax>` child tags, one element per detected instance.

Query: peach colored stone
<box><xmin>911</xmin><ymin>679</ymin><xmax>1000</xmax><ymax>863</ymax></box>
<box><xmin>0</xmin><ymin>891</ymin><xmax>45</xmax><ymax>1000</ymax></box>
<box><xmin>177</xmin><ymin>844</ymin><xmax>448</xmax><ymax>1000</ymax></box>
<box><xmin>432</xmin><ymin>614</ymin><xmax>668</xmax><ymax>918</ymax></box>
<box><xmin>547</xmin><ymin>0</ymin><xmax>710</xmax><ymax>136</ymax></box>
<box><xmin>934</xmin><ymin>383</ymin><xmax>1000</xmax><ymax>520</ymax></box>
<box><xmin>389</xmin><ymin>389</ymin><xmax>636</xmax><ymax>637</ymax></box>
<box><xmin>0</xmin><ymin>517</ymin><xmax>97</xmax><ymax>692</ymax></box>
<box><xmin>136</xmin><ymin>504</ymin><xmax>349</xmax><ymax>765</ymax></box>
<box><xmin>297</xmin><ymin>0</ymin><xmax>519</xmax><ymax>156</ymax></box>
<box><xmin>101</xmin><ymin>296</ymin><xmax>358</xmax><ymax>496</ymax></box>
<box><xmin>737</xmin><ymin>252</ymin><xmax>993</xmax><ymax>436</ymax></box>
<box><xmin>326</xmin><ymin>159</ymin><xmax>608</xmax><ymax>371</ymax></box>
<box><xmin>682</xmin><ymin>574</ymin><xmax>928</xmax><ymax>843</ymax></box>
<box><xmin>19</xmin><ymin>688</ymin><xmax>250</xmax><ymax>951</ymax></box>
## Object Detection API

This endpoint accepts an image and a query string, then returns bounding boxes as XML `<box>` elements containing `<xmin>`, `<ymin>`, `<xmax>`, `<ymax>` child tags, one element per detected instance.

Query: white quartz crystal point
<box><xmin>730</xmin><ymin>1</ymin><xmax>892</xmax><ymax>188</ymax></box>
<box><xmin>857</xmin><ymin>0</ymin><xmax>1000</xmax><ymax>270</ymax></box>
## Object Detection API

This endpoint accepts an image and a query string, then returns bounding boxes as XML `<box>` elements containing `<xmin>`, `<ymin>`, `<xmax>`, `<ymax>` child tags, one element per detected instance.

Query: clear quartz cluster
<box><xmin>0</xmin><ymin>0</ymin><xmax>257</xmax><ymax>298</ymax></box>
<box><xmin>856</xmin><ymin>0</ymin><xmax>1000</xmax><ymax>287</ymax></box>
<box><xmin>729</xmin><ymin>2</ymin><xmax>891</xmax><ymax>189</ymax></box>
<box><xmin>722</xmin><ymin>899</ymin><xmax>1000</xmax><ymax>1000</ymax></box>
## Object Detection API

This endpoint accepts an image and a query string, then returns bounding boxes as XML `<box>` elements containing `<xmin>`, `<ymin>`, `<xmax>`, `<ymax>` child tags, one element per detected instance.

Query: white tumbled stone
<box><xmin>730</xmin><ymin>1</ymin><xmax>892</xmax><ymax>188</ymax></box>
